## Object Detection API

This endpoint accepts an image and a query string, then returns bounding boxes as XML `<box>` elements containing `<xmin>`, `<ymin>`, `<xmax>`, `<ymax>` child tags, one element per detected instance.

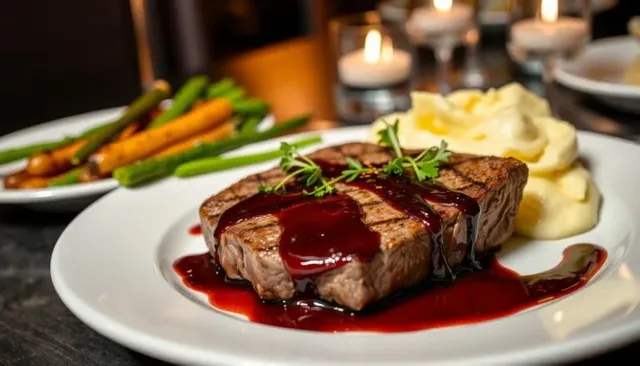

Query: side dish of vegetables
<box><xmin>0</xmin><ymin>76</ymin><xmax>317</xmax><ymax>190</ymax></box>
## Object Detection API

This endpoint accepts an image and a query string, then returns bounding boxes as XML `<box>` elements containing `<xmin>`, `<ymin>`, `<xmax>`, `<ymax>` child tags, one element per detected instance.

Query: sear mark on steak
<box><xmin>199</xmin><ymin>142</ymin><xmax>529</xmax><ymax>311</ymax></box>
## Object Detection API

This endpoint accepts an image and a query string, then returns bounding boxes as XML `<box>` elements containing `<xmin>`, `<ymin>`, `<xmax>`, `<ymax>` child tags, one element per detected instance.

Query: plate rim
<box><xmin>50</xmin><ymin>127</ymin><xmax>640</xmax><ymax>365</ymax></box>
<box><xmin>556</xmin><ymin>35</ymin><xmax>640</xmax><ymax>98</ymax></box>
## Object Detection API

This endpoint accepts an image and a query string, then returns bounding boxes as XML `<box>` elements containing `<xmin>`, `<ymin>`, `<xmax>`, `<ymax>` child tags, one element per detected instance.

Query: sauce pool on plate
<box><xmin>173</xmin><ymin>243</ymin><xmax>607</xmax><ymax>332</ymax></box>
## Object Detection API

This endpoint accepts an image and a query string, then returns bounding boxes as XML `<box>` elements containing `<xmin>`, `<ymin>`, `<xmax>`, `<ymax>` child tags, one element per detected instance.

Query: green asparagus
<box><xmin>238</xmin><ymin>115</ymin><xmax>265</xmax><ymax>134</ymax></box>
<box><xmin>71</xmin><ymin>80</ymin><xmax>171</xmax><ymax>164</ymax></box>
<box><xmin>0</xmin><ymin>137</ymin><xmax>75</xmax><ymax>165</ymax></box>
<box><xmin>224</xmin><ymin>87</ymin><xmax>246</xmax><ymax>104</ymax></box>
<box><xmin>146</xmin><ymin>75</ymin><xmax>209</xmax><ymax>129</ymax></box>
<box><xmin>113</xmin><ymin>114</ymin><xmax>311</xmax><ymax>187</ymax></box>
<box><xmin>174</xmin><ymin>135</ymin><xmax>322</xmax><ymax>178</ymax></box>
<box><xmin>206</xmin><ymin>78</ymin><xmax>235</xmax><ymax>99</ymax></box>
<box><xmin>232</xmin><ymin>98</ymin><xmax>270</xmax><ymax>117</ymax></box>
<box><xmin>0</xmin><ymin>121</ymin><xmax>116</xmax><ymax>165</ymax></box>
<box><xmin>48</xmin><ymin>166</ymin><xmax>86</xmax><ymax>187</ymax></box>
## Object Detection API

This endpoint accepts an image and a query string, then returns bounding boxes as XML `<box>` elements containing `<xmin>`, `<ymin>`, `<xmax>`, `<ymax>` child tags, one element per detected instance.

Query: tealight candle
<box><xmin>510</xmin><ymin>0</ymin><xmax>588</xmax><ymax>53</ymax></box>
<box><xmin>408</xmin><ymin>0</ymin><xmax>474</xmax><ymax>35</ymax></box>
<box><xmin>338</xmin><ymin>29</ymin><xmax>412</xmax><ymax>88</ymax></box>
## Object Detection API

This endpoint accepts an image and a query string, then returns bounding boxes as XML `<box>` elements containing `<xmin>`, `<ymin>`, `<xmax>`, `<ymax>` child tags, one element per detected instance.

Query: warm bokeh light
<box><xmin>541</xmin><ymin>0</ymin><xmax>559</xmax><ymax>23</ymax></box>
<box><xmin>433</xmin><ymin>0</ymin><xmax>453</xmax><ymax>13</ymax></box>
<box><xmin>363</xmin><ymin>29</ymin><xmax>382</xmax><ymax>64</ymax></box>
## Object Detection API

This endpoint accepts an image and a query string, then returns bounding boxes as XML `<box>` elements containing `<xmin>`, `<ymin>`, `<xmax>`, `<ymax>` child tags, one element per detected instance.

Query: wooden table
<box><xmin>1</xmin><ymin>35</ymin><xmax>640</xmax><ymax>365</ymax></box>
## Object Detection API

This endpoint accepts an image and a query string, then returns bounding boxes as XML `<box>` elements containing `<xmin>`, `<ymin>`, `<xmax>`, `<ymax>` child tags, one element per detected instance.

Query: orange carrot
<box><xmin>152</xmin><ymin>122</ymin><xmax>235</xmax><ymax>158</ymax></box>
<box><xmin>88</xmin><ymin>98</ymin><xmax>233</xmax><ymax>175</ymax></box>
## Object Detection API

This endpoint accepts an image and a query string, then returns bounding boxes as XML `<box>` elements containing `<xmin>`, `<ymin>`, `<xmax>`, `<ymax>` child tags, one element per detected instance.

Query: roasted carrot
<box><xmin>18</xmin><ymin>176</ymin><xmax>51</xmax><ymax>189</ymax></box>
<box><xmin>25</xmin><ymin>139</ymin><xmax>85</xmax><ymax>176</ymax></box>
<box><xmin>114</xmin><ymin>123</ymin><xmax>141</xmax><ymax>142</ymax></box>
<box><xmin>152</xmin><ymin>122</ymin><xmax>235</xmax><ymax>158</ymax></box>
<box><xmin>78</xmin><ymin>168</ymin><xmax>105</xmax><ymax>183</ymax></box>
<box><xmin>4</xmin><ymin>170</ymin><xmax>31</xmax><ymax>189</ymax></box>
<box><xmin>88</xmin><ymin>98</ymin><xmax>233</xmax><ymax>175</ymax></box>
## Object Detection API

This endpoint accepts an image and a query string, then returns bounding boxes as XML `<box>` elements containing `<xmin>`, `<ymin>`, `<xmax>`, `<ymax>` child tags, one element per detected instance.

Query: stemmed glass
<box><xmin>405</xmin><ymin>0</ymin><xmax>479</xmax><ymax>94</ymax></box>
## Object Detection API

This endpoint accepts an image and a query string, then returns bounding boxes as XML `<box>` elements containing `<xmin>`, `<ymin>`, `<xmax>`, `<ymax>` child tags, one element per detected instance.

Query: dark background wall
<box><xmin>0</xmin><ymin>0</ymin><xmax>638</xmax><ymax>137</ymax></box>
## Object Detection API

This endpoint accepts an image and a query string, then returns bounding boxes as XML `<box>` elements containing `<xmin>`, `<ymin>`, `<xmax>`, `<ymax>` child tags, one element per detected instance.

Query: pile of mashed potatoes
<box><xmin>368</xmin><ymin>83</ymin><xmax>600</xmax><ymax>240</ymax></box>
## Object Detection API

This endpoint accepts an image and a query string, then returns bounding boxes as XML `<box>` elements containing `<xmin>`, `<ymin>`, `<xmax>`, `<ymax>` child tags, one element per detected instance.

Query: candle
<box><xmin>338</xmin><ymin>30</ymin><xmax>412</xmax><ymax>88</ymax></box>
<box><xmin>510</xmin><ymin>0</ymin><xmax>588</xmax><ymax>53</ymax></box>
<box><xmin>408</xmin><ymin>0</ymin><xmax>474</xmax><ymax>35</ymax></box>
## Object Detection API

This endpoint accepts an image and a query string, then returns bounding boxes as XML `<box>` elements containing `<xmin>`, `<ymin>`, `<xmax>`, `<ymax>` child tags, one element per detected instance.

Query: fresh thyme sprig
<box><xmin>259</xmin><ymin>141</ymin><xmax>327</xmax><ymax>194</ymax></box>
<box><xmin>378</xmin><ymin>119</ymin><xmax>450</xmax><ymax>181</ymax></box>
<box><xmin>260</xmin><ymin>120</ymin><xmax>450</xmax><ymax>197</ymax></box>
<box><xmin>259</xmin><ymin>143</ymin><xmax>373</xmax><ymax>197</ymax></box>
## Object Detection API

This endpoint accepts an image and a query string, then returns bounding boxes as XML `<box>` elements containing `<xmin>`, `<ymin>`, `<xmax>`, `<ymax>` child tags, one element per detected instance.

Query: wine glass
<box><xmin>405</xmin><ymin>0</ymin><xmax>479</xmax><ymax>94</ymax></box>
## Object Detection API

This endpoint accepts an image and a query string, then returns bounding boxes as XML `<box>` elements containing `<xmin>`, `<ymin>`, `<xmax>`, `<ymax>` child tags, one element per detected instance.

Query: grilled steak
<box><xmin>199</xmin><ymin>142</ymin><xmax>528</xmax><ymax>311</ymax></box>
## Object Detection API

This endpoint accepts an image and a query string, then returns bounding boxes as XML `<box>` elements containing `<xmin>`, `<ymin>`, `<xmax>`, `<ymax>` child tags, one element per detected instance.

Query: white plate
<box><xmin>556</xmin><ymin>36</ymin><xmax>640</xmax><ymax>113</ymax></box>
<box><xmin>0</xmin><ymin>108</ymin><xmax>274</xmax><ymax>212</ymax></box>
<box><xmin>51</xmin><ymin>126</ymin><xmax>640</xmax><ymax>366</ymax></box>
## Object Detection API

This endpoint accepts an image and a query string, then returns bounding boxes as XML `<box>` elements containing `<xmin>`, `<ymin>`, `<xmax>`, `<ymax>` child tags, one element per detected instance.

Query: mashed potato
<box><xmin>369</xmin><ymin>83</ymin><xmax>600</xmax><ymax>239</ymax></box>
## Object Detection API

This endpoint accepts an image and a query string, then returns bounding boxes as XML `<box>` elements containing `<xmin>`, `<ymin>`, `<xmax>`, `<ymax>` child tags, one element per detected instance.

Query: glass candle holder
<box><xmin>405</xmin><ymin>0</ymin><xmax>480</xmax><ymax>94</ymax></box>
<box><xmin>329</xmin><ymin>11</ymin><xmax>416</xmax><ymax>124</ymax></box>
<box><xmin>507</xmin><ymin>0</ymin><xmax>592</xmax><ymax>83</ymax></box>
<box><xmin>330</xmin><ymin>12</ymin><xmax>415</xmax><ymax>89</ymax></box>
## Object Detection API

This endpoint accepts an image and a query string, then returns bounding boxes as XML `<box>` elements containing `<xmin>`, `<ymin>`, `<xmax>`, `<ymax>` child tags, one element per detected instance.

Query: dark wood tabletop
<box><xmin>2</xmin><ymin>35</ymin><xmax>640</xmax><ymax>365</ymax></box>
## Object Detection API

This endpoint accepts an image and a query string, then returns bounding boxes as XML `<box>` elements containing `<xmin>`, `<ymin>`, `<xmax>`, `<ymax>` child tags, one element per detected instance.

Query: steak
<box><xmin>199</xmin><ymin>142</ymin><xmax>528</xmax><ymax>311</ymax></box>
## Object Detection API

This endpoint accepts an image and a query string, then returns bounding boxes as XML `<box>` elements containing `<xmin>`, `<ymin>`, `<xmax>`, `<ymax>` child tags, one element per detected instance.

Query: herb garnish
<box><xmin>260</xmin><ymin>120</ymin><xmax>450</xmax><ymax>197</ymax></box>
<box><xmin>378</xmin><ymin>120</ymin><xmax>451</xmax><ymax>182</ymax></box>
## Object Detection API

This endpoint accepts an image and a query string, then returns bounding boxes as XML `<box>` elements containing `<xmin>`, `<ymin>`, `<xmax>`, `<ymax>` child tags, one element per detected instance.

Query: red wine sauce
<box><xmin>174</xmin><ymin>243</ymin><xmax>607</xmax><ymax>332</ymax></box>
<box><xmin>213</xmin><ymin>192</ymin><xmax>380</xmax><ymax>280</ymax></box>
<box><xmin>349</xmin><ymin>176</ymin><xmax>480</xmax><ymax>278</ymax></box>
<box><xmin>188</xmin><ymin>224</ymin><xmax>202</xmax><ymax>236</ymax></box>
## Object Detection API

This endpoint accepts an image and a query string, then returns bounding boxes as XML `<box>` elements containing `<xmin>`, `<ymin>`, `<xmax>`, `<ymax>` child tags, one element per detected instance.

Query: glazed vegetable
<box><xmin>152</xmin><ymin>122</ymin><xmax>235</xmax><ymax>158</ymax></box>
<box><xmin>48</xmin><ymin>166</ymin><xmax>86</xmax><ymax>187</ymax></box>
<box><xmin>174</xmin><ymin>135</ymin><xmax>322</xmax><ymax>178</ymax></box>
<box><xmin>206</xmin><ymin>78</ymin><xmax>235</xmax><ymax>99</ymax></box>
<box><xmin>72</xmin><ymin>80</ymin><xmax>172</xmax><ymax>165</ymax></box>
<box><xmin>18</xmin><ymin>176</ymin><xmax>51</xmax><ymax>189</ymax></box>
<box><xmin>113</xmin><ymin>114</ymin><xmax>311</xmax><ymax>187</ymax></box>
<box><xmin>233</xmin><ymin>98</ymin><xmax>270</xmax><ymax>118</ymax></box>
<box><xmin>88</xmin><ymin>98</ymin><xmax>233</xmax><ymax>175</ymax></box>
<box><xmin>25</xmin><ymin>139</ymin><xmax>86</xmax><ymax>176</ymax></box>
<box><xmin>113</xmin><ymin>123</ymin><xmax>142</xmax><ymax>142</ymax></box>
<box><xmin>224</xmin><ymin>87</ymin><xmax>246</xmax><ymax>103</ymax></box>
<box><xmin>147</xmin><ymin>75</ymin><xmax>209</xmax><ymax>129</ymax></box>
<box><xmin>238</xmin><ymin>115</ymin><xmax>265</xmax><ymax>135</ymax></box>
<box><xmin>3</xmin><ymin>170</ymin><xmax>31</xmax><ymax>189</ymax></box>
<box><xmin>0</xmin><ymin>137</ymin><xmax>77</xmax><ymax>165</ymax></box>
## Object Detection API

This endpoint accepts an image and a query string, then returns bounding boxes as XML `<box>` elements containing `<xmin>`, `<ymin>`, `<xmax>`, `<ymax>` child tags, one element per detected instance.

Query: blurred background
<box><xmin>0</xmin><ymin>0</ymin><xmax>638</xmax><ymax>136</ymax></box>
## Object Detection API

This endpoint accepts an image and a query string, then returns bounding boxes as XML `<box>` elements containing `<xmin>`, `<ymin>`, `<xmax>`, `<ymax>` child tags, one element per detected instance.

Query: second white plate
<box><xmin>0</xmin><ymin>108</ymin><xmax>274</xmax><ymax>212</ymax></box>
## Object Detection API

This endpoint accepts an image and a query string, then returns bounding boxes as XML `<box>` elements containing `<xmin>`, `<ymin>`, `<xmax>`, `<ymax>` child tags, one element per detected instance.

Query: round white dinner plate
<box><xmin>52</xmin><ymin>126</ymin><xmax>640</xmax><ymax>366</ymax></box>
<box><xmin>556</xmin><ymin>36</ymin><xmax>640</xmax><ymax>113</ymax></box>
<box><xmin>0</xmin><ymin>107</ymin><xmax>273</xmax><ymax>212</ymax></box>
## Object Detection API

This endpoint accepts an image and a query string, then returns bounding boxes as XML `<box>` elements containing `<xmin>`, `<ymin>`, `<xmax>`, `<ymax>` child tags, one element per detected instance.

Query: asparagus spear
<box><xmin>206</xmin><ymin>78</ymin><xmax>235</xmax><ymax>99</ymax></box>
<box><xmin>232</xmin><ymin>98</ymin><xmax>270</xmax><ymax>117</ymax></box>
<box><xmin>174</xmin><ymin>135</ymin><xmax>322</xmax><ymax>178</ymax></box>
<box><xmin>238</xmin><ymin>115</ymin><xmax>265</xmax><ymax>134</ymax></box>
<box><xmin>48</xmin><ymin>166</ymin><xmax>86</xmax><ymax>187</ymax></box>
<box><xmin>146</xmin><ymin>75</ymin><xmax>209</xmax><ymax>129</ymax></box>
<box><xmin>113</xmin><ymin>114</ymin><xmax>311</xmax><ymax>187</ymax></box>
<box><xmin>224</xmin><ymin>87</ymin><xmax>246</xmax><ymax>104</ymax></box>
<box><xmin>71</xmin><ymin>80</ymin><xmax>171</xmax><ymax>165</ymax></box>
<box><xmin>0</xmin><ymin>137</ymin><xmax>76</xmax><ymax>165</ymax></box>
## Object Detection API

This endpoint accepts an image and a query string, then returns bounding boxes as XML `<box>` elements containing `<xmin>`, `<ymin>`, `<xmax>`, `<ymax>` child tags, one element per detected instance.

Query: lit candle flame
<box><xmin>433</xmin><ymin>0</ymin><xmax>453</xmax><ymax>13</ymax></box>
<box><xmin>363</xmin><ymin>29</ymin><xmax>382</xmax><ymax>64</ymax></box>
<box><xmin>541</xmin><ymin>0</ymin><xmax>558</xmax><ymax>23</ymax></box>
